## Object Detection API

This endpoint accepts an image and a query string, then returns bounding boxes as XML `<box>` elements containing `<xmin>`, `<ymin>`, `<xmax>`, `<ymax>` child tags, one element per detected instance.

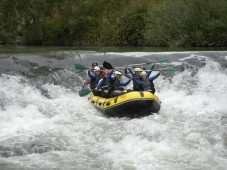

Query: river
<box><xmin>0</xmin><ymin>47</ymin><xmax>227</xmax><ymax>170</ymax></box>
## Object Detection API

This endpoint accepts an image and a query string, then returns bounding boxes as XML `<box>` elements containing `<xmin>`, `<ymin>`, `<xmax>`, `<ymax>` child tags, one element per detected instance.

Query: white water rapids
<box><xmin>0</xmin><ymin>51</ymin><xmax>227</xmax><ymax>170</ymax></box>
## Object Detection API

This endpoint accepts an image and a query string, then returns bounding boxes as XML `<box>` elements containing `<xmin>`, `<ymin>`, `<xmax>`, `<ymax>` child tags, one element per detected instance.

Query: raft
<box><xmin>89</xmin><ymin>91</ymin><xmax>161</xmax><ymax>118</ymax></box>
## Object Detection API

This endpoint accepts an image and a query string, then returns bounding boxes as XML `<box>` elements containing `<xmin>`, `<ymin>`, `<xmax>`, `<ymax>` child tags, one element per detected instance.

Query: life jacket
<box><xmin>108</xmin><ymin>78</ymin><xmax>121</xmax><ymax>93</ymax></box>
<box><xmin>102</xmin><ymin>77</ymin><xmax>109</xmax><ymax>86</ymax></box>
<box><xmin>133</xmin><ymin>76</ymin><xmax>142</xmax><ymax>91</ymax></box>
<box><xmin>114</xmin><ymin>79</ymin><xmax>121</xmax><ymax>90</ymax></box>
<box><xmin>90</xmin><ymin>75</ymin><xmax>102</xmax><ymax>89</ymax></box>
<box><xmin>99</xmin><ymin>77</ymin><xmax>109</xmax><ymax>91</ymax></box>
<box><xmin>138</xmin><ymin>79</ymin><xmax>155</xmax><ymax>92</ymax></box>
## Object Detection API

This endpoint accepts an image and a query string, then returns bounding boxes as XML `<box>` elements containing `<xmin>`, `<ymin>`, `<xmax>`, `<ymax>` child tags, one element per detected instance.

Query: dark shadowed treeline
<box><xmin>0</xmin><ymin>0</ymin><xmax>227</xmax><ymax>47</ymax></box>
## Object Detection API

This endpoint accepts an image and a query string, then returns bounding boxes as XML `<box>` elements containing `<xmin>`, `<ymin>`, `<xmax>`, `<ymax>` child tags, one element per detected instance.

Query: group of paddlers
<box><xmin>86</xmin><ymin>62</ymin><xmax>162</xmax><ymax>98</ymax></box>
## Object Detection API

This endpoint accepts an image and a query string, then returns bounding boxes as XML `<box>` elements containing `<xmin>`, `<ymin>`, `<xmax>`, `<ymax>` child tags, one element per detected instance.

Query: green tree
<box><xmin>145</xmin><ymin>0</ymin><xmax>227</xmax><ymax>47</ymax></box>
<box><xmin>111</xmin><ymin>2</ymin><xmax>150</xmax><ymax>46</ymax></box>
<box><xmin>0</xmin><ymin>0</ymin><xmax>18</xmax><ymax>44</ymax></box>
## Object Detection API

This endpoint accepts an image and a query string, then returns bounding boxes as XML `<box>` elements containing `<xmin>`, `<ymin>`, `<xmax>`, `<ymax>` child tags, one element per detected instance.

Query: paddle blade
<box><xmin>79</xmin><ymin>89</ymin><xmax>91</xmax><ymax>97</ymax></box>
<box><xmin>75</xmin><ymin>64</ymin><xmax>87</xmax><ymax>71</ymax></box>
<box><xmin>157</xmin><ymin>59</ymin><xmax>169</xmax><ymax>63</ymax></box>
<box><xmin>143</xmin><ymin>66</ymin><xmax>153</xmax><ymax>70</ymax></box>
<box><xmin>103</xmin><ymin>61</ymin><xmax>114</xmax><ymax>69</ymax></box>
<box><xmin>163</xmin><ymin>67</ymin><xmax>176</xmax><ymax>73</ymax></box>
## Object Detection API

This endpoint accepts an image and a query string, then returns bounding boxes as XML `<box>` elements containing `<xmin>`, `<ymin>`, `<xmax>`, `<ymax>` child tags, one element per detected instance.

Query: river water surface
<box><xmin>0</xmin><ymin>47</ymin><xmax>227</xmax><ymax>170</ymax></box>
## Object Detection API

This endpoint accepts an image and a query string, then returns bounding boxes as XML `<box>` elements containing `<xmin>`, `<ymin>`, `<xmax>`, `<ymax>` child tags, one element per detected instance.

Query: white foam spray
<box><xmin>0</xmin><ymin>55</ymin><xmax>227</xmax><ymax>170</ymax></box>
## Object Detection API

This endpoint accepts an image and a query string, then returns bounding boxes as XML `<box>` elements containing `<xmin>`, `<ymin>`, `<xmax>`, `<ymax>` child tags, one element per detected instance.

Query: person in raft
<box><xmin>91</xmin><ymin>62</ymin><xmax>98</xmax><ymax>68</ymax></box>
<box><xmin>126</xmin><ymin>64</ymin><xmax>155</xmax><ymax>91</ymax></box>
<box><xmin>95</xmin><ymin>69</ymin><xmax>132</xmax><ymax>97</ymax></box>
<box><xmin>108</xmin><ymin>70</ymin><xmax>132</xmax><ymax>97</ymax></box>
<box><xmin>125</xmin><ymin>66</ymin><xmax>143</xmax><ymax>91</ymax></box>
<box><xmin>95</xmin><ymin>69</ymin><xmax>110</xmax><ymax>97</ymax></box>
<box><xmin>133</xmin><ymin>70</ymin><xmax>161</xmax><ymax>93</ymax></box>
<box><xmin>91</xmin><ymin>62</ymin><xmax>104</xmax><ymax>74</ymax></box>
<box><xmin>88</xmin><ymin>66</ymin><xmax>102</xmax><ymax>95</ymax></box>
<box><xmin>125</xmin><ymin>62</ymin><xmax>156</xmax><ymax>80</ymax></box>
<box><xmin>84</xmin><ymin>62</ymin><xmax>102</xmax><ymax>86</ymax></box>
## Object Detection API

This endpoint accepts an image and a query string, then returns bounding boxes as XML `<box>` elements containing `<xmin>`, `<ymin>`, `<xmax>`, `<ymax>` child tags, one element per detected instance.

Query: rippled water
<box><xmin>0</xmin><ymin>49</ymin><xmax>227</xmax><ymax>170</ymax></box>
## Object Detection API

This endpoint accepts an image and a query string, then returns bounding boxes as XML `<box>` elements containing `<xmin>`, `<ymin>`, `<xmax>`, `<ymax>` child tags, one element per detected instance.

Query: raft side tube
<box><xmin>89</xmin><ymin>91</ymin><xmax>161</xmax><ymax>118</ymax></box>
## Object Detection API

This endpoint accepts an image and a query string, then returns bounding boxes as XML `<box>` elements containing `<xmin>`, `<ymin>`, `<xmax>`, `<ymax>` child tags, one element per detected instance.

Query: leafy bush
<box><xmin>145</xmin><ymin>0</ymin><xmax>227</xmax><ymax>47</ymax></box>
<box><xmin>0</xmin><ymin>0</ymin><xmax>226</xmax><ymax>47</ymax></box>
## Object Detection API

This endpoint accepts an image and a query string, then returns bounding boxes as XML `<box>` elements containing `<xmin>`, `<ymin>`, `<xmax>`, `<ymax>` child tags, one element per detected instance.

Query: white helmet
<box><xmin>94</xmin><ymin>66</ymin><xmax>100</xmax><ymax>71</ymax></box>
<box><xmin>135</xmin><ymin>68</ymin><xmax>143</xmax><ymax>72</ymax></box>
<box><xmin>115</xmin><ymin>71</ymin><xmax>122</xmax><ymax>75</ymax></box>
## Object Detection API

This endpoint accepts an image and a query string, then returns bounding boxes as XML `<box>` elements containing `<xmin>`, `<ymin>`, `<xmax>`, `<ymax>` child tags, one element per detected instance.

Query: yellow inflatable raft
<box><xmin>89</xmin><ymin>91</ymin><xmax>161</xmax><ymax>118</ymax></box>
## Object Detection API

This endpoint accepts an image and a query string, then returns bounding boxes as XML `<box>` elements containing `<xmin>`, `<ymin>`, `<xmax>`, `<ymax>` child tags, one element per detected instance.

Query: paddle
<box><xmin>143</xmin><ymin>65</ymin><xmax>174</xmax><ymax>69</ymax></box>
<box><xmin>103</xmin><ymin>61</ymin><xmax>176</xmax><ymax>74</ymax></box>
<box><xmin>143</xmin><ymin>67</ymin><xmax>176</xmax><ymax>73</ymax></box>
<box><xmin>75</xmin><ymin>64</ymin><xmax>89</xmax><ymax>71</ymax></box>
<box><xmin>79</xmin><ymin>85</ymin><xmax>91</xmax><ymax>97</ymax></box>
<box><xmin>103</xmin><ymin>61</ymin><xmax>137</xmax><ymax>70</ymax></box>
<box><xmin>76</xmin><ymin>59</ymin><xmax>169</xmax><ymax>71</ymax></box>
<box><xmin>103</xmin><ymin>61</ymin><xmax>132</xmax><ymax>78</ymax></box>
<box><xmin>128</xmin><ymin>59</ymin><xmax>169</xmax><ymax>66</ymax></box>
<box><xmin>79</xmin><ymin>89</ymin><xmax>91</xmax><ymax>97</ymax></box>
<box><xmin>162</xmin><ymin>67</ymin><xmax>176</xmax><ymax>73</ymax></box>
<box><xmin>103</xmin><ymin>61</ymin><xmax>114</xmax><ymax>69</ymax></box>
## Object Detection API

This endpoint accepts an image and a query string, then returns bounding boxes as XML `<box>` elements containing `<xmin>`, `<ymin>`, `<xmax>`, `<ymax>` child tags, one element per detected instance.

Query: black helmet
<box><xmin>92</xmin><ymin>62</ymin><xmax>98</xmax><ymax>67</ymax></box>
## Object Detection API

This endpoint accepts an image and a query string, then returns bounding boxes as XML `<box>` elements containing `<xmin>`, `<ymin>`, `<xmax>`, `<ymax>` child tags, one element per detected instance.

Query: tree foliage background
<box><xmin>0</xmin><ymin>0</ymin><xmax>227</xmax><ymax>47</ymax></box>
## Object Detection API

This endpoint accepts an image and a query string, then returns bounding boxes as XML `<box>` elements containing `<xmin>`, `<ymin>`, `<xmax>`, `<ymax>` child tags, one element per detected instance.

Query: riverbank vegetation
<box><xmin>0</xmin><ymin>0</ymin><xmax>227</xmax><ymax>47</ymax></box>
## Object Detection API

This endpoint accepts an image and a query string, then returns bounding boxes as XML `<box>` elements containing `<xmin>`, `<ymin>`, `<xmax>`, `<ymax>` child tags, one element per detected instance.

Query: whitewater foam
<box><xmin>0</xmin><ymin>52</ymin><xmax>227</xmax><ymax>170</ymax></box>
